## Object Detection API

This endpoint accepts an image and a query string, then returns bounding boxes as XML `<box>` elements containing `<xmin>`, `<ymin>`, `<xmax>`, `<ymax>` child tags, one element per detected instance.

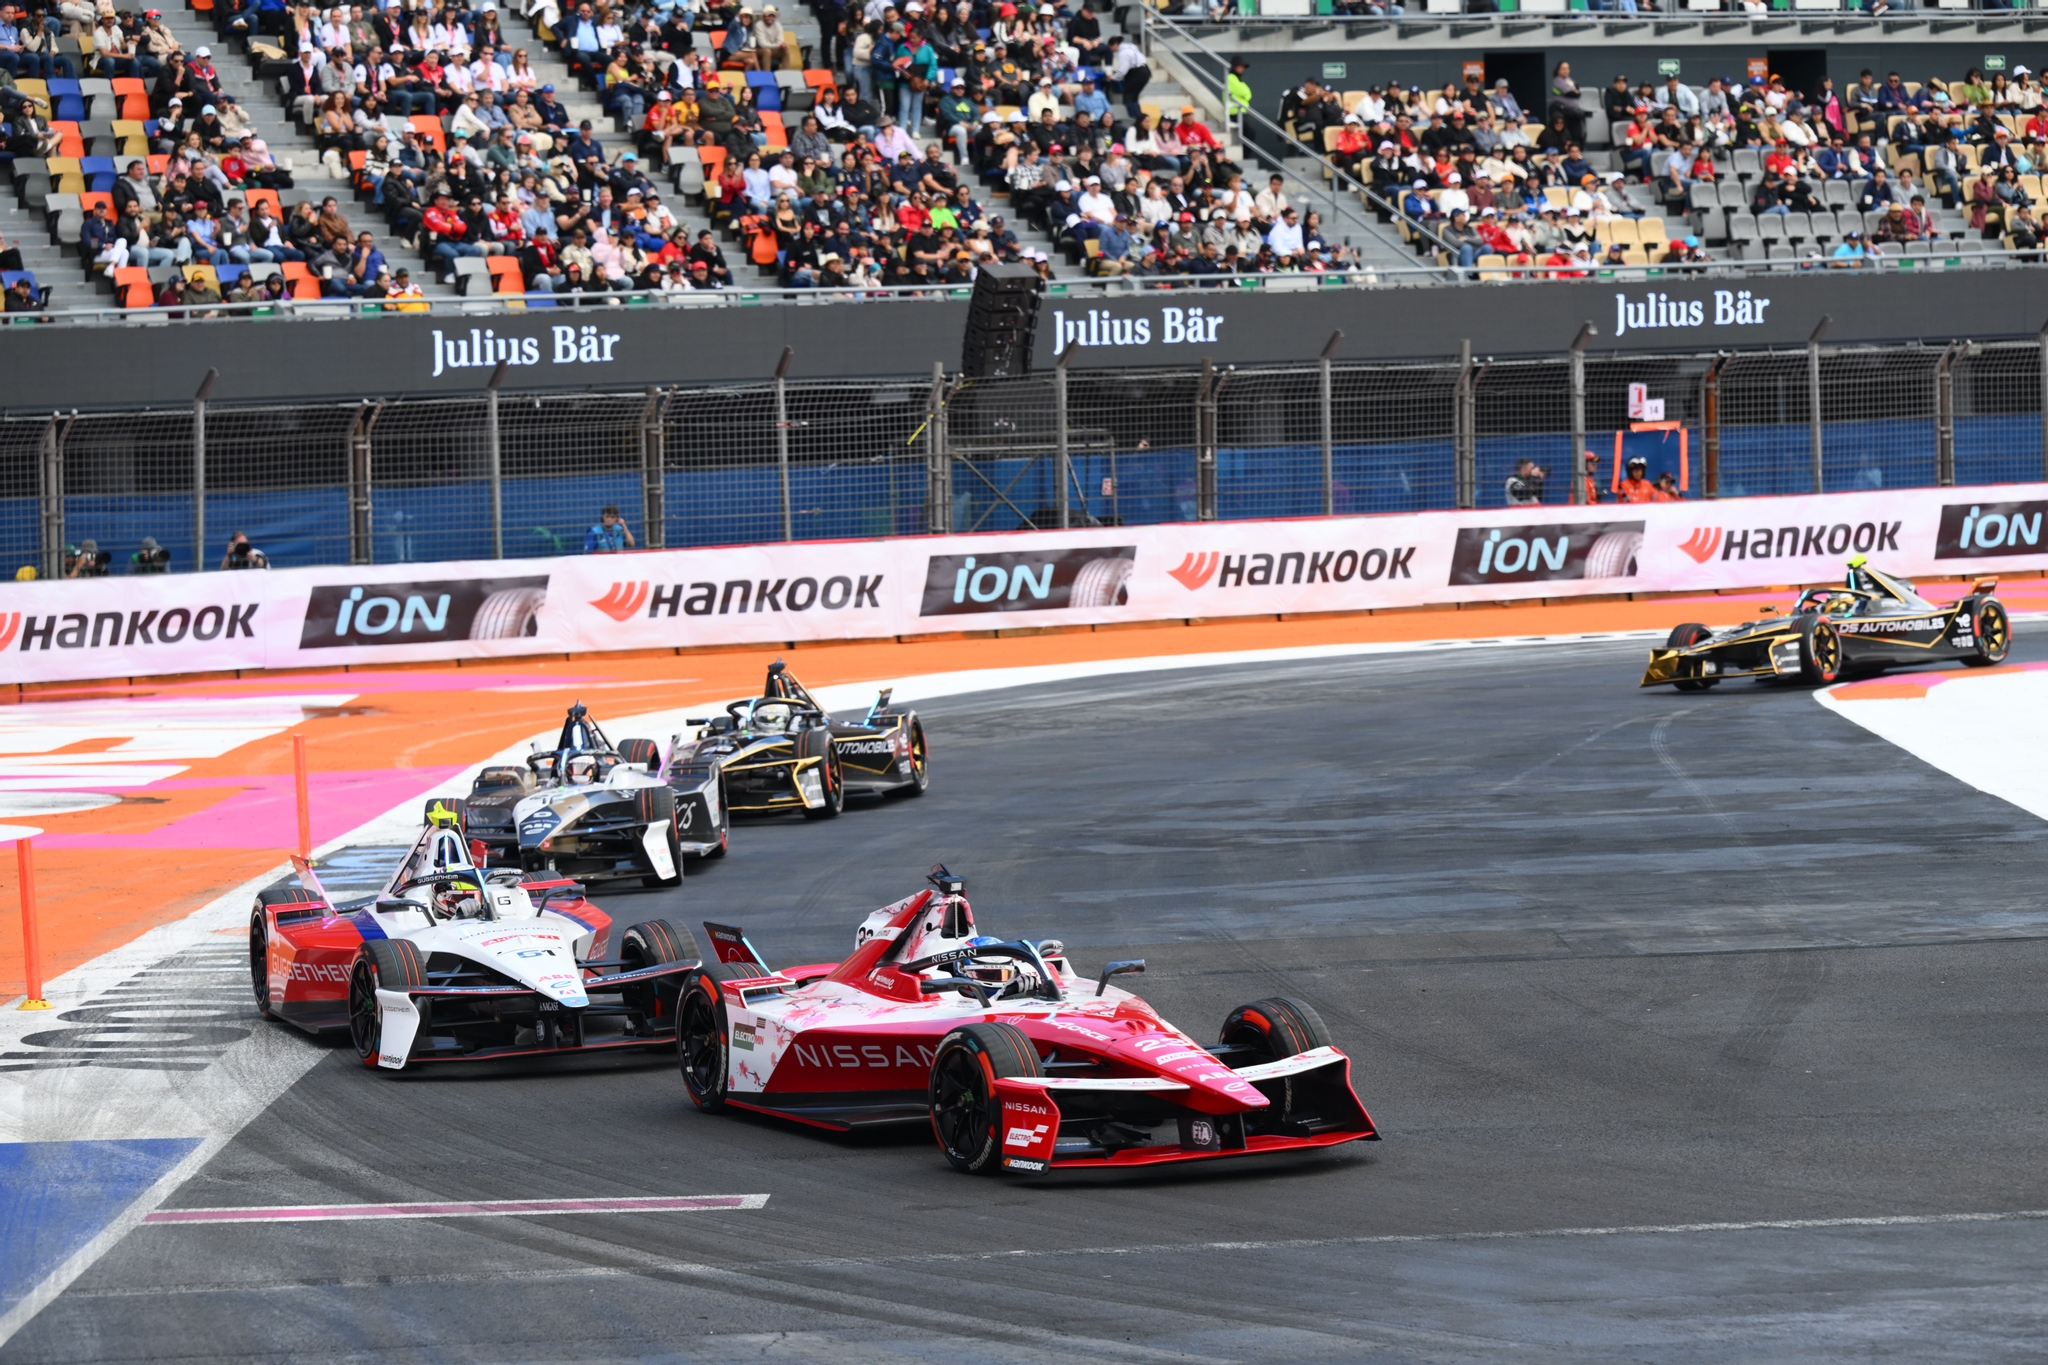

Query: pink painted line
<box><xmin>38</xmin><ymin>765</ymin><xmax>468</xmax><ymax>849</ymax></box>
<box><xmin>141</xmin><ymin>1194</ymin><xmax>771</xmax><ymax>1225</ymax></box>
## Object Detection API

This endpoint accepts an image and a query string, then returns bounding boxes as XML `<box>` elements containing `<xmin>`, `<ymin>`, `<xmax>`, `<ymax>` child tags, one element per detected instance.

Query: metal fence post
<box><xmin>1055</xmin><ymin>347</ymin><xmax>1072</xmax><ymax>529</ymax></box>
<box><xmin>1196</xmin><ymin>358</ymin><xmax>1219</xmax><ymax>522</ymax></box>
<box><xmin>1702</xmin><ymin>352</ymin><xmax>1726</xmax><ymax>499</ymax></box>
<box><xmin>1319</xmin><ymin>330</ymin><xmax>1342</xmax><ymax>517</ymax></box>
<box><xmin>1936</xmin><ymin>341</ymin><xmax>1962</xmax><ymax>487</ymax></box>
<box><xmin>37</xmin><ymin>412</ymin><xmax>66</xmax><ymax>582</ymax></box>
<box><xmin>1807</xmin><ymin>315</ymin><xmax>1831</xmax><ymax>494</ymax></box>
<box><xmin>1453</xmin><ymin>340</ymin><xmax>1475</xmax><ymax>510</ymax></box>
<box><xmin>2038</xmin><ymin>320</ymin><xmax>2048</xmax><ymax>481</ymax></box>
<box><xmin>192</xmin><ymin>368</ymin><xmax>218</xmax><ymax>572</ymax></box>
<box><xmin>485</xmin><ymin>360</ymin><xmax>507</xmax><ymax>560</ymax></box>
<box><xmin>925</xmin><ymin>362</ymin><xmax>950</xmax><ymax>535</ymax></box>
<box><xmin>775</xmin><ymin>346</ymin><xmax>794</xmax><ymax>542</ymax></box>
<box><xmin>1568</xmin><ymin>325</ymin><xmax>1594</xmax><ymax>505</ymax></box>
<box><xmin>640</xmin><ymin>386</ymin><xmax>669</xmax><ymax>549</ymax></box>
<box><xmin>348</xmin><ymin>401</ymin><xmax>380</xmax><ymax>565</ymax></box>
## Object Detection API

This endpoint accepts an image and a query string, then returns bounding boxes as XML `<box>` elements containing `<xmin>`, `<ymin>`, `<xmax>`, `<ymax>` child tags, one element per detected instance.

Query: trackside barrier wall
<box><xmin>3</xmin><ymin>483</ymin><xmax>2043</xmax><ymax>686</ymax></box>
<box><xmin>7</xmin><ymin>343</ymin><xmax>2048</xmax><ymax>576</ymax></box>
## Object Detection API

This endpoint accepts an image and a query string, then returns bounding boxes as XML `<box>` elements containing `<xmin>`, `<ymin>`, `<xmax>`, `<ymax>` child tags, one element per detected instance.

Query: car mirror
<box><xmin>1095</xmin><ymin>959</ymin><xmax>1144</xmax><ymax>997</ymax></box>
<box><xmin>919</xmin><ymin>976</ymin><xmax>993</xmax><ymax>1006</ymax></box>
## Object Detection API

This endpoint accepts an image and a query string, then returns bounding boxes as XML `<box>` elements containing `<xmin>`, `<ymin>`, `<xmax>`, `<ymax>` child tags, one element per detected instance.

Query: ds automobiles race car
<box><xmin>453</xmin><ymin>702</ymin><xmax>727</xmax><ymax>884</ymax></box>
<box><xmin>664</xmin><ymin>661</ymin><xmax>929</xmax><ymax>820</ymax></box>
<box><xmin>1642</xmin><ymin>558</ymin><xmax>2011</xmax><ymax>690</ymax></box>
<box><xmin>674</xmin><ymin>866</ymin><xmax>1378</xmax><ymax>1175</ymax></box>
<box><xmin>249</xmin><ymin>818</ymin><xmax>702</xmax><ymax>1070</ymax></box>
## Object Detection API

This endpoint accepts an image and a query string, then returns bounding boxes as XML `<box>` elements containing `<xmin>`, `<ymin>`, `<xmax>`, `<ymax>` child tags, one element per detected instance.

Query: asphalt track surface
<box><xmin>15</xmin><ymin>637</ymin><xmax>2048</xmax><ymax>1363</ymax></box>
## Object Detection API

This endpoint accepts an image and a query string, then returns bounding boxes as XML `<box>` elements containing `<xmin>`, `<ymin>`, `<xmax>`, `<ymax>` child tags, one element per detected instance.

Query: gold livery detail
<box><xmin>664</xmin><ymin>660</ymin><xmax>930</xmax><ymax>819</ymax></box>
<box><xmin>1641</xmin><ymin>558</ymin><xmax>2010</xmax><ymax>690</ymax></box>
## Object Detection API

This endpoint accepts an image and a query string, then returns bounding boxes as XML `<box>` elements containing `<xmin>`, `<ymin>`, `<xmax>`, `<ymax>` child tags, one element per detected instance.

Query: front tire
<box><xmin>1965</xmin><ymin>599</ymin><xmax>2011</xmax><ymax>666</ymax></box>
<box><xmin>642</xmin><ymin>818</ymin><xmax>685</xmax><ymax>889</ymax></box>
<box><xmin>1220</xmin><ymin>997</ymin><xmax>1333</xmax><ymax>1136</ymax></box>
<box><xmin>347</xmin><ymin>939</ymin><xmax>427</xmax><ymax>1070</ymax></box>
<box><xmin>1798</xmin><ymin>617</ymin><xmax>1842</xmax><ymax>685</ymax></box>
<box><xmin>928</xmin><ymin>1021</ymin><xmax>1044</xmax><ymax>1174</ymax></box>
<box><xmin>1665</xmin><ymin>622</ymin><xmax>1719</xmax><ymax>693</ymax></box>
<box><xmin>900</xmin><ymin>719</ymin><xmax>929</xmax><ymax>797</ymax></box>
<box><xmin>619</xmin><ymin>918</ymin><xmax>697</xmax><ymax>1040</ymax></box>
<box><xmin>803</xmin><ymin>749</ymin><xmax>844</xmax><ymax>820</ymax></box>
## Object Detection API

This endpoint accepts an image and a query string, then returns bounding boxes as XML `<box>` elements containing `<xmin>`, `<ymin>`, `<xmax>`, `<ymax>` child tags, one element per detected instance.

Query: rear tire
<box><xmin>1665</xmin><ymin>622</ymin><xmax>1718</xmax><ymax>693</ymax></box>
<box><xmin>617</xmin><ymin>738</ymin><xmax>660</xmax><ymax>771</ymax></box>
<box><xmin>1965</xmin><ymin>599</ymin><xmax>2011</xmax><ymax>666</ymax></box>
<box><xmin>250</xmin><ymin>887</ymin><xmax>322</xmax><ymax>1021</ymax></box>
<box><xmin>928</xmin><ymin>1021</ymin><xmax>1045</xmax><ymax>1174</ymax></box>
<box><xmin>1798</xmin><ymin>616</ymin><xmax>1842</xmax><ymax>685</ymax></box>
<box><xmin>347</xmin><ymin>939</ymin><xmax>427</xmax><ymax>1069</ymax></box>
<box><xmin>677</xmin><ymin>962</ymin><xmax>754</xmax><ymax>1111</ymax></box>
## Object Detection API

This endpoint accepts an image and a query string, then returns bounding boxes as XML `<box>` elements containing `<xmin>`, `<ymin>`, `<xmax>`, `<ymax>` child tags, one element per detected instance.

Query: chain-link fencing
<box><xmin>7</xmin><ymin>338</ymin><xmax>2048</xmax><ymax>577</ymax></box>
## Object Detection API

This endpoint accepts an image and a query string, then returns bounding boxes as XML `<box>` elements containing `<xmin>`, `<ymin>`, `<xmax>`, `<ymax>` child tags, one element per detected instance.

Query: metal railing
<box><xmin>10</xmin><ymin>336</ymin><xmax>2048</xmax><ymax>579</ymax></box>
<box><xmin>1160</xmin><ymin>3</ymin><xmax>2045</xmax><ymax>27</ymax></box>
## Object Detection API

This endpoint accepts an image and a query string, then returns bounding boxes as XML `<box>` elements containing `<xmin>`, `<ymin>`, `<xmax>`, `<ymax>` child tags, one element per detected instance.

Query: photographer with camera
<box><xmin>1505</xmin><ymin>458</ymin><xmax>1546</xmax><ymax>506</ymax></box>
<box><xmin>63</xmin><ymin>540</ymin><xmax>111</xmax><ymax>578</ymax></box>
<box><xmin>219</xmin><ymin>530</ymin><xmax>269</xmax><ymax>570</ymax></box>
<box><xmin>132</xmin><ymin>536</ymin><xmax>170</xmax><ymax>574</ymax></box>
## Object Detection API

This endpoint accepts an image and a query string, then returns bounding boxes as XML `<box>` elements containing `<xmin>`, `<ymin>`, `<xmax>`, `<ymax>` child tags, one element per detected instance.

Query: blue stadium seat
<box><xmin>217</xmin><ymin>262</ymin><xmax>250</xmax><ymax>285</ymax></box>
<box><xmin>1</xmin><ymin>270</ymin><xmax>39</xmax><ymax>292</ymax></box>
<box><xmin>55</xmin><ymin>95</ymin><xmax>86</xmax><ymax>121</ymax></box>
<box><xmin>46</xmin><ymin>78</ymin><xmax>80</xmax><ymax>96</ymax></box>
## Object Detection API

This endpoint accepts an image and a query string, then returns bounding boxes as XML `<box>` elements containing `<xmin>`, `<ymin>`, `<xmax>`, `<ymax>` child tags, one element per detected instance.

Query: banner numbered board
<box><xmin>5</xmin><ymin>483</ymin><xmax>2045</xmax><ymax>686</ymax></box>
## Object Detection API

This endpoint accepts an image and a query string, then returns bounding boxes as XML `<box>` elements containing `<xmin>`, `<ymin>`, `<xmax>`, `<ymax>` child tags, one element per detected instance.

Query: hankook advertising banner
<box><xmin>4</xmin><ymin>483</ymin><xmax>2045</xmax><ymax>686</ymax></box>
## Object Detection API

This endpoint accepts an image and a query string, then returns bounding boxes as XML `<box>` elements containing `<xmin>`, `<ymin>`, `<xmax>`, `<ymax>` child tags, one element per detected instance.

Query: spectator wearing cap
<box><xmin>1090</xmin><ymin>213</ymin><xmax>1133</xmax><ymax>275</ymax></box>
<box><xmin>1488</xmin><ymin>78</ymin><xmax>1525</xmax><ymax>125</ymax></box>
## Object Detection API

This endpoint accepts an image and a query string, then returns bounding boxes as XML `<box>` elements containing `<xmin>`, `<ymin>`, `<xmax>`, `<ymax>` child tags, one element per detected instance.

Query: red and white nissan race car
<box><xmin>677</xmin><ymin>867</ymin><xmax>1378</xmax><ymax>1174</ymax></box>
<box><xmin>250</xmin><ymin>821</ymin><xmax>700</xmax><ymax>1070</ymax></box>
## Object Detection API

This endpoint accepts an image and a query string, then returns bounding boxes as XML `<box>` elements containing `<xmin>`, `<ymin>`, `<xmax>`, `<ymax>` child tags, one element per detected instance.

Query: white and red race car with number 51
<box><xmin>250</xmin><ymin>820</ymin><xmax>701</xmax><ymax>1070</ymax></box>
<box><xmin>676</xmin><ymin>866</ymin><xmax>1379</xmax><ymax>1174</ymax></box>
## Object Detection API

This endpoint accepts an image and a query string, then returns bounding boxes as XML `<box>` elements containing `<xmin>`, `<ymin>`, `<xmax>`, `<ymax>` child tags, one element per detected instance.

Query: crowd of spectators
<box><xmin>1282</xmin><ymin>58</ymin><xmax>2048</xmax><ymax>274</ymax></box>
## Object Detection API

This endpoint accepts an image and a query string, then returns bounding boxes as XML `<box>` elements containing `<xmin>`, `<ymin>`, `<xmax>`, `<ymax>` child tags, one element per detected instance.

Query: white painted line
<box><xmin>142</xmin><ymin>1194</ymin><xmax>771</xmax><ymax>1225</ymax></box>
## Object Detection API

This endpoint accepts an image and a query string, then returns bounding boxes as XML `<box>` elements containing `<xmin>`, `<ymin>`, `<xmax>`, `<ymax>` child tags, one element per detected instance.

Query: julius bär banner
<box><xmin>5</xmin><ymin>483</ymin><xmax>2046</xmax><ymax>685</ymax></box>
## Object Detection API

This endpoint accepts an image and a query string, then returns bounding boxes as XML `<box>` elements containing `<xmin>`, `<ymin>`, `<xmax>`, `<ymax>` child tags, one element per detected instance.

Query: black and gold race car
<box><xmin>1642</xmin><ymin>558</ymin><xmax>2011</xmax><ymax>691</ymax></box>
<box><xmin>662</xmin><ymin>661</ymin><xmax>930</xmax><ymax>819</ymax></box>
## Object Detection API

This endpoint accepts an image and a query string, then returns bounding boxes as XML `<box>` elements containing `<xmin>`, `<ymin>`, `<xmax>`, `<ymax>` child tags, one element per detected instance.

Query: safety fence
<box><xmin>5</xmin><ymin>338</ymin><xmax>2047</xmax><ymax>578</ymax></box>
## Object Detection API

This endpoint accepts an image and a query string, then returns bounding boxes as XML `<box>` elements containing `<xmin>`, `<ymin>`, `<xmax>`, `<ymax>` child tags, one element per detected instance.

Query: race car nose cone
<box><xmin>1116</xmin><ymin>1036</ymin><xmax>1266</xmax><ymax>1106</ymax></box>
<box><xmin>533</xmin><ymin>970</ymin><xmax>588</xmax><ymax>1008</ymax></box>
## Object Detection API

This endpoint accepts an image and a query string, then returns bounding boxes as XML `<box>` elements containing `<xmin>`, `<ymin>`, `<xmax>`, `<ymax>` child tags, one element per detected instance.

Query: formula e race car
<box><xmin>674</xmin><ymin>866</ymin><xmax>1377</xmax><ymax>1175</ymax></box>
<box><xmin>1641</xmin><ymin>558</ymin><xmax>2011</xmax><ymax>690</ymax></box>
<box><xmin>663</xmin><ymin>661</ymin><xmax>929</xmax><ymax>820</ymax></box>
<box><xmin>451</xmin><ymin>702</ymin><xmax>727</xmax><ymax>884</ymax></box>
<box><xmin>249</xmin><ymin>820</ymin><xmax>701</xmax><ymax>1070</ymax></box>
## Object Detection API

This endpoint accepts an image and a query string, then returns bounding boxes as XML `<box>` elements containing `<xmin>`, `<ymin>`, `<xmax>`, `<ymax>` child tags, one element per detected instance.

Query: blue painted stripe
<box><xmin>349</xmin><ymin>911</ymin><xmax>387</xmax><ymax>941</ymax></box>
<box><xmin>0</xmin><ymin>1139</ymin><xmax>202</xmax><ymax>1312</ymax></box>
<box><xmin>551</xmin><ymin>908</ymin><xmax>596</xmax><ymax>933</ymax></box>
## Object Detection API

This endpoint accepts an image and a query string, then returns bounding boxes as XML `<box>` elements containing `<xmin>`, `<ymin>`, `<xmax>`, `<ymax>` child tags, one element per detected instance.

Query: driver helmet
<box><xmin>564</xmin><ymin>753</ymin><xmax>600</xmax><ymax>784</ymax></box>
<box><xmin>752</xmin><ymin>701</ymin><xmax>793</xmax><ymax>732</ymax></box>
<box><xmin>436</xmin><ymin>878</ymin><xmax>483</xmax><ymax>918</ymax></box>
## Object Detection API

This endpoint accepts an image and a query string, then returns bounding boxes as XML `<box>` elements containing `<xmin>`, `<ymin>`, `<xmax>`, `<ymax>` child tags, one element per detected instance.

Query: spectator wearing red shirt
<box><xmin>423</xmin><ymin>191</ymin><xmax>480</xmax><ymax>271</ymax></box>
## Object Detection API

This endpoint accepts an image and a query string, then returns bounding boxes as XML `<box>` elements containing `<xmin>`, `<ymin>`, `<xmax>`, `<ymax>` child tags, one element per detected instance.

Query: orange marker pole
<box><xmin>17</xmin><ymin>838</ymin><xmax>48</xmax><ymax>1011</ymax></box>
<box><xmin>293</xmin><ymin>733</ymin><xmax>312</xmax><ymax>860</ymax></box>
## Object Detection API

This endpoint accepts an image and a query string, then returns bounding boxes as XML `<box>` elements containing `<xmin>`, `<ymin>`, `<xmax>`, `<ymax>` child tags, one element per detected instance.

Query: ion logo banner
<box><xmin>1935</xmin><ymin>500</ymin><xmax>2048</xmax><ymax>559</ymax></box>
<box><xmin>300</xmin><ymin>577</ymin><xmax>548</xmax><ymax>649</ymax></box>
<box><xmin>920</xmin><ymin>548</ymin><xmax>1136</xmax><ymax>616</ymax></box>
<box><xmin>1449</xmin><ymin>522</ymin><xmax>1646</xmax><ymax>585</ymax></box>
